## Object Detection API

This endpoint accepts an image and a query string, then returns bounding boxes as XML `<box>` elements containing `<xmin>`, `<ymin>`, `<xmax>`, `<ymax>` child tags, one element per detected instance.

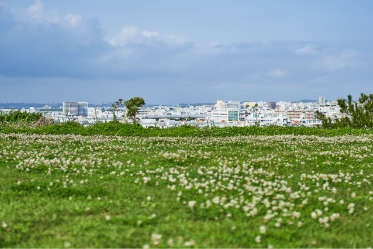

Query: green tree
<box><xmin>111</xmin><ymin>98</ymin><xmax>125</xmax><ymax>122</ymax></box>
<box><xmin>124</xmin><ymin>97</ymin><xmax>145</xmax><ymax>123</ymax></box>
<box><xmin>316</xmin><ymin>93</ymin><xmax>373</xmax><ymax>128</ymax></box>
<box><xmin>111</xmin><ymin>102</ymin><xmax>119</xmax><ymax>122</ymax></box>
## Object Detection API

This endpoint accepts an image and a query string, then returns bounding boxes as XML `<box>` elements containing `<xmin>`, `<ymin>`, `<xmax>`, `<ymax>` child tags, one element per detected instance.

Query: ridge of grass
<box><xmin>1</xmin><ymin>121</ymin><xmax>372</xmax><ymax>137</ymax></box>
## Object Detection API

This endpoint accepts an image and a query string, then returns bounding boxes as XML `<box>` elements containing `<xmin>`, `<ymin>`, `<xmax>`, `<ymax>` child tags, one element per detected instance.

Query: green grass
<box><xmin>1</xmin><ymin>121</ymin><xmax>373</xmax><ymax>137</ymax></box>
<box><xmin>1</xmin><ymin>133</ymin><xmax>373</xmax><ymax>247</ymax></box>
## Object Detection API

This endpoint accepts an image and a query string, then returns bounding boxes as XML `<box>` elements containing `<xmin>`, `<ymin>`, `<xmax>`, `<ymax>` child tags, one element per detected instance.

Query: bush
<box><xmin>0</xmin><ymin>111</ymin><xmax>42</xmax><ymax>124</ymax></box>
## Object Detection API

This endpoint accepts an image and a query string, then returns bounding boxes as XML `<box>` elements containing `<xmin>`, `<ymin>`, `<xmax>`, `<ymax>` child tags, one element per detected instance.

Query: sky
<box><xmin>0</xmin><ymin>0</ymin><xmax>373</xmax><ymax>104</ymax></box>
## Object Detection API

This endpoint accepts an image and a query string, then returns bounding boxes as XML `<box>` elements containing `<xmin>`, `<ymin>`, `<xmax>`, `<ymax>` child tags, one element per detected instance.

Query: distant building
<box><xmin>319</xmin><ymin>96</ymin><xmax>325</xmax><ymax>105</ymax></box>
<box><xmin>268</xmin><ymin>102</ymin><xmax>276</xmax><ymax>109</ymax></box>
<box><xmin>215</xmin><ymin>100</ymin><xmax>225</xmax><ymax>108</ymax></box>
<box><xmin>78</xmin><ymin>102</ymin><xmax>88</xmax><ymax>117</ymax></box>
<box><xmin>63</xmin><ymin>101</ymin><xmax>88</xmax><ymax>117</ymax></box>
<box><xmin>211</xmin><ymin>100</ymin><xmax>240</xmax><ymax>122</ymax></box>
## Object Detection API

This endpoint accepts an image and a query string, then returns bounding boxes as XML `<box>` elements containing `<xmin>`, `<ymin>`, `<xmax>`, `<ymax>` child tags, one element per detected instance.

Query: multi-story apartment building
<box><xmin>63</xmin><ymin>101</ymin><xmax>88</xmax><ymax>117</ymax></box>
<box><xmin>287</xmin><ymin>110</ymin><xmax>315</xmax><ymax>120</ymax></box>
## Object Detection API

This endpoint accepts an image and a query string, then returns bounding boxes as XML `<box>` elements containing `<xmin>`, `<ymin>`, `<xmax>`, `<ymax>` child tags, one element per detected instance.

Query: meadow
<box><xmin>1</xmin><ymin>132</ymin><xmax>373</xmax><ymax>247</ymax></box>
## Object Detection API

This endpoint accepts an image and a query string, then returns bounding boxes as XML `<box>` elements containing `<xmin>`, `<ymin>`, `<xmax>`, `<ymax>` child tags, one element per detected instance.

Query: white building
<box><xmin>319</xmin><ymin>96</ymin><xmax>326</xmax><ymax>105</ymax></box>
<box><xmin>63</xmin><ymin>101</ymin><xmax>88</xmax><ymax>117</ymax></box>
<box><xmin>211</xmin><ymin>100</ymin><xmax>240</xmax><ymax>123</ymax></box>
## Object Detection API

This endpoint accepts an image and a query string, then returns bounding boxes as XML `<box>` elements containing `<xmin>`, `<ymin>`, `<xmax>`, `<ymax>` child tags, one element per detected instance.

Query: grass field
<box><xmin>1</xmin><ymin>133</ymin><xmax>373</xmax><ymax>247</ymax></box>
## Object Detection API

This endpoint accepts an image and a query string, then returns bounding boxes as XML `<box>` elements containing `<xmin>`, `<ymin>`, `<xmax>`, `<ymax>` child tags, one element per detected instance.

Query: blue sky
<box><xmin>0</xmin><ymin>0</ymin><xmax>372</xmax><ymax>104</ymax></box>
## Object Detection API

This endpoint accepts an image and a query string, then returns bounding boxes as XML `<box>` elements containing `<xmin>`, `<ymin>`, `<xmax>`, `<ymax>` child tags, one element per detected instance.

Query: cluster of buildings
<box><xmin>0</xmin><ymin>97</ymin><xmax>342</xmax><ymax>128</ymax></box>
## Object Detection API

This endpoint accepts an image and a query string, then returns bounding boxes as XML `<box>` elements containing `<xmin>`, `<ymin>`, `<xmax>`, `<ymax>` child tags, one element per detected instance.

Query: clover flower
<box><xmin>167</xmin><ymin>238</ymin><xmax>174</xmax><ymax>246</ymax></box>
<box><xmin>151</xmin><ymin>233</ymin><xmax>162</xmax><ymax>246</ymax></box>
<box><xmin>255</xmin><ymin>235</ymin><xmax>261</xmax><ymax>243</ymax></box>
<box><xmin>311</xmin><ymin>212</ymin><xmax>317</xmax><ymax>219</ymax></box>
<box><xmin>184</xmin><ymin>240</ymin><xmax>195</xmax><ymax>246</ymax></box>
<box><xmin>188</xmin><ymin>201</ymin><xmax>196</xmax><ymax>209</ymax></box>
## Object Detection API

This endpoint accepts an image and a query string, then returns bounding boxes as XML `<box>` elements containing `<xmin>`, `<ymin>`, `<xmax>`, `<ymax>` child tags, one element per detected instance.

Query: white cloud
<box><xmin>8</xmin><ymin>0</ymin><xmax>60</xmax><ymax>24</ymax></box>
<box><xmin>320</xmin><ymin>49</ymin><xmax>360</xmax><ymax>72</ymax></box>
<box><xmin>269</xmin><ymin>69</ymin><xmax>288</xmax><ymax>78</ymax></box>
<box><xmin>166</xmin><ymin>34</ymin><xmax>186</xmax><ymax>45</ymax></box>
<box><xmin>109</xmin><ymin>26</ymin><xmax>138</xmax><ymax>46</ymax></box>
<box><xmin>142</xmin><ymin>30</ymin><xmax>159</xmax><ymax>38</ymax></box>
<box><xmin>27</xmin><ymin>0</ymin><xmax>44</xmax><ymax>20</ymax></box>
<box><xmin>64</xmin><ymin>13</ymin><xmax>82</xmax><ymax>26</ymax></box>
<box><xmin>108</xmin><ymin>26</ymin><xmax>187</xmax><ymax>48</ymax></box>
<box><xmin>295</xmin><ymin>45</ymin><xmax>319</xmax><ymax>55</ymax></box>
<box><xmin>193</xmin><ymin>42</ymin><xmax>222</xmax><ymax>54</ymax></box>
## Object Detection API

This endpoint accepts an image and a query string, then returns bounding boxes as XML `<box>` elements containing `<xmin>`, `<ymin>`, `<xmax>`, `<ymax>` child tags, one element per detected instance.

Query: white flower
<box><xmin>292</xmin><ymin>211</ymin><xmax>301</xmax><ymax>218</ymax></box>
<box><xmin>297</xmin><ymin>221</ymin><xmax>303</xmax><ymax>227</ymax></box>
<box><xmin>330</xmin><ymin>213</ymin><xmax>340</xmax><ymax>221</ymax></box>
<box><xmin>147</xmin><ymin>196</ymin><xmax>152</xmax><ymax>201</ymax></box>
<box><xmin>311</xmin><ymin>212</ymin><xmax>317</xmax><ymax>219</ymax></box>
<box><xmin>188</xmin><ymin>200</ymin><xmax>196</xmax><ymax>209</ymax></box>
<box><xmin>259</xmin><ymin>225</ymin><xmax>266</xmax><ymax>234</ymax></box>
<box><xmin>316</xmin><ymin>209</ymin><xmax>322</xmax><ymax>216</ymax></box>
<box><xmin>2</xmin><ymin>221</ymin><xmax>7</xmax><ymax>228</ymax></box>
<box><xmin>151</xmin><ymin>233</ymin><xmax>162</xmax><ymax>246</ymax></box>
<box><xmin>184</xmin><ymin>240</ymin><xmax>195</xmax><ymax>246</ymax></box>
<box><xmin>167</xmin><ymin>238</ymin><xmax>174</xmax><ymax>247</ymax></box>
<box><xmin>105</xmin><ymin>215</ymin><xmax>111</xmax><ymax>220</ymax></box>
<box><xmin>255</xmin><ymin>235</ymin><xmax>261</xmax><ymax>243</ymax></box>
<box><xmin>351</xmin><ymin>192</ymin><xmax>356</xmax><ymax>198</ymax></box>
<box><xmin>212</xmin><ymin>196</ymin><xmax>220</xmax><ymax>204</ymax></box>
<box><xmin>143</xmin><ymin>177</ymin><xmax>150</xmax><ymax>183</ymax></box>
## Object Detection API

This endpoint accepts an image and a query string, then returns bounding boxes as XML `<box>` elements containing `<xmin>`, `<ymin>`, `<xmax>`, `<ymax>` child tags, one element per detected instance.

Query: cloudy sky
<box><xmin>0</xmin><ymin>0</ymin><xmax>372</xmax><ymax>104</ymax></box>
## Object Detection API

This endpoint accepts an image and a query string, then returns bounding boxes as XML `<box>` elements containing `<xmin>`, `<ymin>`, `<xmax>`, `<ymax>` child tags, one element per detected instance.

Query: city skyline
<box><xmin>1</xmin><ymin>1</ymin><xmax>373</xmax><ymax>104</ymax></box>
